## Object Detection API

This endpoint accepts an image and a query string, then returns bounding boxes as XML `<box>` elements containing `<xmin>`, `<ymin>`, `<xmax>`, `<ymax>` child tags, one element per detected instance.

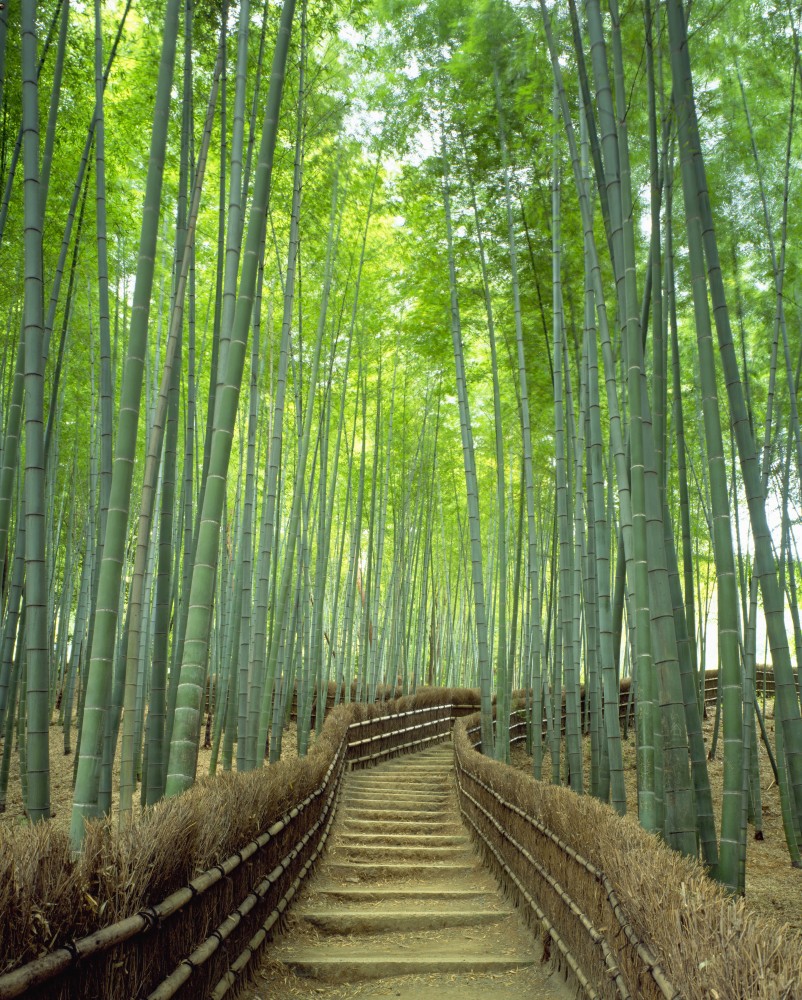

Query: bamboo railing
<box><xmin>1</xmin><ymin>671</ymin><xmax>796</xmax><ymax>1000</ymax></box>
<box><xmin>456</xmin><ymin>717</ymin><xmax>678</xmax><ymax>999</ymax></box>
<box><xmin>0</xmin><ymin>694</ymin><xmax>462</xmax><ymax>1000</ymax></box>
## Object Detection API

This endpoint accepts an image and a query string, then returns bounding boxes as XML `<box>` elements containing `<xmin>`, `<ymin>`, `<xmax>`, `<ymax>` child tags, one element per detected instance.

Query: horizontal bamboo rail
<box><xmin>147</xmin><ymin>744</ymin><xmax>347</xmax><ymax>1000</ymax></box>
<box><xmin>457</xmin><ymin>718</ymin><xmax>679</xmax><ymax>1000</ymax></box>
<box><xmin>465</xmin><ymin>667</ymin><xmax>788</xmax><ymax>752</ymax></box>
<box><xmin>346</xmin><ymin>704</ymin><xmax>454</xmax><ymax>767</ymax></box>
<box><xmin>0</xmin><ymin>749</ymin><xmax>345</xmax><ymax>1000</ymax></box>
<box><xmin>0</xmin><ymin>697</ymin><xmax>461</xmax><ymax>1000</ymax></box>
<box><xmin>0</xmin><ymin>669</ymin><xmax>788</xmax><ymax>999</ymax></box>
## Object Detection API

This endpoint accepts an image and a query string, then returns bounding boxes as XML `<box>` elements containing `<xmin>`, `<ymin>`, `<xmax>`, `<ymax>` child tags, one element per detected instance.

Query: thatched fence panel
<box><xmin>0</xmin><ymin>690</ymin><xmax>475</xmax><ymax>1000</ymax></box>
<box><xmin>2</xmin><ymin>674</ymin><xmax>800</xmax><ymax>1000</ymax></box>
<box><xmin>454</xmin><ymin>710</ymin><xmax>802</xmax><ymax>1000</ymax></box>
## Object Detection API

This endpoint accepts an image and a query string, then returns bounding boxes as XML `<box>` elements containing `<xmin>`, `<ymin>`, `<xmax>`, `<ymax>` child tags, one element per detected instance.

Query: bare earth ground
<box><xmin>0</xmin><ymin>720</ymin><xmax>312</xmax><ymax>836</ymax></box>
<box><xmin>509</xmin><ymin>698</ymin><xmax>802</xmax><ymax>932</ymax></box>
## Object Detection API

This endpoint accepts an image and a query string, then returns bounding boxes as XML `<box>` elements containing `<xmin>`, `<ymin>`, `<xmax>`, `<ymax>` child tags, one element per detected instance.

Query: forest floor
<box><xmin>0</xmin><ymin>719</ymin><xmax>311</xmax><ymax>836</ymax></box>
<box><xmin>509</xmin><ymin>698</ymin><xmax>802</xmax><ymax>932</ymax></box>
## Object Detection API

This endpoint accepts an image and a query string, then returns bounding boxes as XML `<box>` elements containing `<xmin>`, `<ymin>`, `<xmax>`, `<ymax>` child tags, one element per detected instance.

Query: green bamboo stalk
<box><xmin>0</xmin><ymin>492</ymin><xmax>24</xmax><ymax>738</ymax></box>
<box><xmin>581</xmin><ymin>123</ymin><xmax>625</xmax><ymax>809</ymax></box>
<box><xmin>0</xmin><ymin>0</ymin><xmax>62</xmax><ymax>248</ymax></box>
<box><xmin>234</xmin><ymin>268</ymin><xmax>262</xmax><ymax>771</ymax></box>
<box><xmin>21</xmin><ymin>0</ymin><xmax>50</xmax><ymax>824</ymax></box>
<box><xmin>667</xmin><ymin>0</ymin><xmax>802</xmax><ymax>854</ymax></box>
<box><xmin>0</xmin><ymin>610</ymin><xmax>22</xmax><ymax>814</ymax></box>
<box><xmin>118</xmin><ymin>55</ymin><xmax>221</xmax><ymax>822</ymax></box>
<box><xmin>587</xmin><ymin>0</ymin><xmax>659</xmax><ymax>831</ymax></box>
<box><xmin>356</xmin><ymin>369</ymin><xmax>381</xmax><ymax>705</ymax></box>
<box><xmin>63</xmin><ymin>523</ymin><xmax>92</xmax><ymax>756</ymax></box>
<box><xmin>330</xmin><ymin>395</ymin><xmax>357</xmax><ymax>706</ymax></box>
<box><xmin>463</xmin><ymin>128</ymin><xmax>508</xmax><ymax>763</ymax></box>
<box><xmin>441</xmin><ymin>123</ymin><xmax>493</xmax><ymax>754</ymax></box>
<box><xmin>316</xmin><ymin>250</ymin><xmax>354</xmax><ymax>721</ymax></box>
<box><xmin>218</xmin><ymin>0</ymin><xmax>251</xmax><ymax>395</ymax></box>
<box><xmin>551</xmin><ymin>102</ymin><xmax>581</xmax><ymax>794</ymax></box>
<box><xmin>70</xmin><ymin>0</ymin><xmax>183</xmax><ymax>848</ymax></box>
<box><xmin>664</xmin><ymin>72</ymin><xmax>742</xmax><ymax>884</ymax></box>
<box><xmin>339</xmin><ymin>372</ymin><xmax>367</xmax><ymax>705</ymax></box>
<box><xmin>166</xmin><ymin>0</ymin><xmax>298</xmax><ymax>795</ymax></box>
<box><xmin>245</xmin><ymin>41</ymin><xmax>306</xmax><ymax>768</ymax></box>
<box><xmin>367</xmin><ymin>361</ymin><xmax>396</xmax><ymax>703</ymax></box>
<box><xmin>0</xmin><ymin>0</ymin><xmax>7</xmax><ymax>123</ymax></box>
<box><xmin>298</xmin><ymin>159</ymin><xmax>342</xmax><ymax>750</ymax></box>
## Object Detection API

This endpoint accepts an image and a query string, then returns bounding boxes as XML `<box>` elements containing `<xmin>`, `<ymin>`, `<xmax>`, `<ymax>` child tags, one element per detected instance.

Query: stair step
<box><xmin>337</xmin><ymin>843</ymin><xmax>469</xmax><ymax>861</ymax></box>
<box><xmin>344</xmin><ymin>778</ymin><xmax>446</xmax><ymax>799</ymax></box>
<box><xmin>326</xmin><ymin>861</ymin><xmax>478</xmax><ymax>881</ymax></box>
<box><xmin>342</xmin><ymin>800</ymin><xmax>449</xmax><ymax>814</ymax></box>
<box><xmin>275</xmin><ymin>951</ymin><xmax>536</xmax><ymax>983</ymax></box>
<box><xmin>376</xmin><ymin>771</ymin><xmax>451</xmax><ymax>780</ymax></box>
<box><xmin>341</xmin><ymin>807</ymin><xmax>451</xmax><ymax>821</ymax></box>
<box><xmin>379</xmin><ymin>764</ymin><xmax>451</xmax><ymax>771</ymax></box>
<box><xmin>297</xmin><ymin>909</ymin><xmax>512</xmax><ymax>933</ymax></box>
<box><xmin>345</xmin><ymin>791</ymin><xmax>449</xmax><ymax>802</ymax></box>
<box><xmin>340</xmin><ymin>819</ymin><xmax>462</xmax><ymax>833</ymax></box>
<box><xmin>381</xmin><ymin>762</ymin><xmax>452</xmax><ymax>770</ymax></box>
<box><xmin>338</xmin><ymin>832</ymin><xmax>469</xmax><ymax>846</ymax></box>
<box><xmin>345</xmin><ymin>790</ymin><xmax>451</xmax><ymax>802</ymax></box>
<box><xmin>310</xmin><ymin>886</ymin><xmax>497</xmax><ymax>903</ymax></box>
<box><xmin>347</xmin><ymin>778</ymin><xmax>451</xmax><ymax>789</ymax></box>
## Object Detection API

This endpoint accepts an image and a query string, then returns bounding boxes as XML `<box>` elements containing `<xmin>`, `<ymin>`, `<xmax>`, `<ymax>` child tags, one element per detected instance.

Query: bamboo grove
<box><xmin>0</xmin><ymin>0</ymin><xmax>800</xmax><ymax>901</ymax></box>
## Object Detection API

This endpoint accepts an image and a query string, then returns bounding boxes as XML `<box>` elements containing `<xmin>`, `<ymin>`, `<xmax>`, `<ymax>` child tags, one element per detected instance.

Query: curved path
<box><xmin>243</xmin><ymin>741</ymin><xmax>573</xmax><ymax>999</ymax></box>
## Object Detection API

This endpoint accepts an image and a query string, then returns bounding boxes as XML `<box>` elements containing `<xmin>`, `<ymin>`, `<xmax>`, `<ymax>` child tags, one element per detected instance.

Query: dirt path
<box><xmin>240</xmin><ymin>741</ymin><xmax>573</xmax><ymax>1000</ymax></box>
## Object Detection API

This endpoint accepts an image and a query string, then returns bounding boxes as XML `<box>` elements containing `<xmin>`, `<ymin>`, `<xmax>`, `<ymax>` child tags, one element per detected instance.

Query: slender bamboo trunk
<box><xmin>70</xmin><ymin>0</ymin><xmax>182</xmax><ymax>848</ymax></box>
<box><xmin>166</xmin><ymin>0</ymin><xmax>298</xmax><ymax>795</ymax></box>
<box><xmin>441</xmin><ymin>124</ymin><xmax>493</xmax><ymax>754</ymax></box>
<box><xmin>667</xmin><ymin>0</ymin><xmax>802</xmax><ymax>855</ymax></box>
<box><xmin>22</xmin><ymin>0</ymin><xmax>50</xmax><ymax>824</ymax></box>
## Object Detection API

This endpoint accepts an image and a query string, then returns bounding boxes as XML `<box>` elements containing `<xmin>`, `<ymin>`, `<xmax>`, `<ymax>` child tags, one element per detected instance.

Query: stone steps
<box><xmin>295</xmin><ymin>908</ymin><xmax>512</xmax><ymax>933</ymax></box>
<box><xmin>277</xmin><ymin>951</ymin><xmax>537</xmax><ymax>983</ymax></box>
<box><xmin>255</xmin><ymin>740</ymin><xmax>572</xmax><ymax>999</ymax></box>
<box><xmin>337</xmin><ymin>831</ymin><xmax>470</xmax><ymax>846</ymax></box>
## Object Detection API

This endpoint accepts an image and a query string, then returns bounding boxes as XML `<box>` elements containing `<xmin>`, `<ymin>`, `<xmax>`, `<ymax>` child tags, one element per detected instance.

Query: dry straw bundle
<box><xmin>0</xmin><ymin>687</ymin><xmax>473</xmax><ymax>998</ymax></box>
<box><xmin>0</xmin><ymin>714</ymin><xmax>342</xmax><ymax>977</ymax></box>
<box><xmin>454</xmin><ymin>714</ymin><xmax>802</xmax><ymax>1000</ymax></box>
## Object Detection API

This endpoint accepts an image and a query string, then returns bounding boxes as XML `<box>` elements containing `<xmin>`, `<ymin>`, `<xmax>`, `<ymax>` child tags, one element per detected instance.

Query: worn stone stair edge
<box><xmin>296</xmin><ymin>910</ymin><xmax>513</xmax><ymax>933</ymax></box>
<box><xmin>309</xmin><ymin>886</ymin><xmax>500</xmax><ymax>900</ymax></box>
<box><xmin>337</xmin><ymin>832</ymin><xmax>465</xmax><ymax>840</ymax></box>
<box><xmin>277</xmin><ymin>954</ymin><xmax>536</xmax><ymax>983</ymax></box>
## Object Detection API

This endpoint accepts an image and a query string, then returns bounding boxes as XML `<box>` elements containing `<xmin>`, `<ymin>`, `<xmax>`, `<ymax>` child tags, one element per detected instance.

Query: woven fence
<box><xmin>0</xmin><ymin>688</ymin><xmax>478</xmax><ymax>1000</ymax></box>
<box><xmin>3</xmin><ymin>678</ymin><xmax>799</xmax><ymax>1000</ymax></box>
<box><xmin>454</xmin><ymin>712</ymin><xmax>802</xmax><ymax>1000</ymax></box>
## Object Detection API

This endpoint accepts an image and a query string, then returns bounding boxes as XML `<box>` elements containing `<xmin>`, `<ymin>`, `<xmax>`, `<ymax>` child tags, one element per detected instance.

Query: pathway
<box><xmin>243</xmin><ymin>740</ymin><xmax>573</xmax><ymax>999</ymax></box>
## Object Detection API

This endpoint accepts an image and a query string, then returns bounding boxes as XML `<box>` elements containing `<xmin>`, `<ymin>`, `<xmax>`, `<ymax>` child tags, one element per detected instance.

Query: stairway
<box><xmin>247</xmin><ymin>740</ymin><xmax>573</xmax><ymax>999</ymax></box>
